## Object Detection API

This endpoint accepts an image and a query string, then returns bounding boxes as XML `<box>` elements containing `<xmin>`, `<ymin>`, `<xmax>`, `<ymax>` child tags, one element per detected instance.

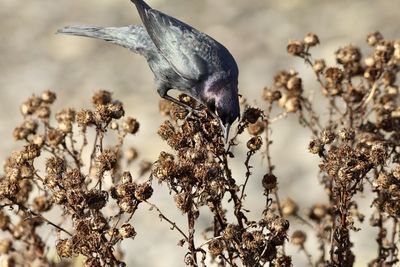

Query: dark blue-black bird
<box><xmin>57</xmin><ymin>0</ymin><xmax>240</xmax><ymax>141</ymax></box>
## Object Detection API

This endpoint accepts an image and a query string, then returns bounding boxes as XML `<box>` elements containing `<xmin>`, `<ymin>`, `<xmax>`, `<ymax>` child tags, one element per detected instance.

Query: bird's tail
<box><xmin>130</xmin><ymin>0</ymin><xmax>152</xmax><ymax>26</ymax></box>
<box><xmin>57</xmin><ymin>25</ymin><xmax>154</xmax><ymax>56</ymax></box>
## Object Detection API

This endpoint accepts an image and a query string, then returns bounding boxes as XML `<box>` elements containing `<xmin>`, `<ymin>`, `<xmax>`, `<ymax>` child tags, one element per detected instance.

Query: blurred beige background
<box><xmin>1</xmin><ymin>0</ymin><xmax>399</xmax><ymax>266</ymax></box>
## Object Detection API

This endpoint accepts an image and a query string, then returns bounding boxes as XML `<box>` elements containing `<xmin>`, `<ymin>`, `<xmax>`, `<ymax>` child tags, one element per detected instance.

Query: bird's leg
<box><xmin>163</xmin><ymin>94</ymin><xmax>202</xmax><ymax>118</ymax></box>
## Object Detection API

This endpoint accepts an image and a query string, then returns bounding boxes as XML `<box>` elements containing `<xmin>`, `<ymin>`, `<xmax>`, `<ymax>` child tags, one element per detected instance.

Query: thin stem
<box><xmin>7</xmin><ymin>201</ymin><xmax>73</xmax><ymax>237</ymax></box>
<box><xmin>145</xmin><ymin>201</ymin><xmax>189</xmax><ymax>241</ymax></box>
<box><xmin>240</xmin><ymin>150</ymin><xmax>255</xmax><ymax>201</ymax></box>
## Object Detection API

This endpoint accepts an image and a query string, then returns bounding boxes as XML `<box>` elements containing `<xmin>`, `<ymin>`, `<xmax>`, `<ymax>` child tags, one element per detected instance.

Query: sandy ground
<box><xmin>0</xmin><ymin>0</ymin><xmax>399</xmax><ymax>266</ymax></box>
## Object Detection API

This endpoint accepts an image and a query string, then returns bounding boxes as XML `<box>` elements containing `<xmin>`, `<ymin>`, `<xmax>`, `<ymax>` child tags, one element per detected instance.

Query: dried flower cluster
<box><xmin>263</xmin><ymin>31</ymin><xmax>399</xmax><ymax>266</ymax></box>
<box><xmin>0</xmin><ymin>31</ymin><xmax>399</xmax><ymax>267</ymax></box>
<box><xmin>0</xmin><ymin>90</ymin><xmax>151</xmax><ymax>266</ymax></box>
<box><xmin>151</xmin><ymin>96</ymin><xmax>291</xmax><ymax>266</ymax></box>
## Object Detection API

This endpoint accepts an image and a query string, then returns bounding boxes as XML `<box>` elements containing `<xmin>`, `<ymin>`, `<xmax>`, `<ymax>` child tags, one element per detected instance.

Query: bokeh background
<box><xmin>1</xmin><ymin>0</ymin><xmax>399</xmax><ymax>266</ymax></box>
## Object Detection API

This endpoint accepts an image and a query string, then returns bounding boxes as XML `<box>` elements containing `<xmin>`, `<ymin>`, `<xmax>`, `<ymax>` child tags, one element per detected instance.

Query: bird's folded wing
<box><xmin>137</xmin><ymin>7</ymin><xmax>210</xmax><ymax>82</ymax></box>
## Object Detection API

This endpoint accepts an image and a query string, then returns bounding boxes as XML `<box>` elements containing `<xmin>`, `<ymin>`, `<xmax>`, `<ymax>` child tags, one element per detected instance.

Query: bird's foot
<box><xmin>163</xmin><ymin>94</ymin><xmax>202</xmax><ymax>119</ymax></box>
<box><xmin>183</xmin><ymin>106</ymin><xmax>203</xmax><ymax>121</ymax></box>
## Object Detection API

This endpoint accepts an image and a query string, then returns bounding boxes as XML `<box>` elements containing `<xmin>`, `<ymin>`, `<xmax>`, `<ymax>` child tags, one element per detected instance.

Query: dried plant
<box><xmin>0</xmin><ymin>31</ymin><xmax>399</xmax><ymax>267</ymax></box>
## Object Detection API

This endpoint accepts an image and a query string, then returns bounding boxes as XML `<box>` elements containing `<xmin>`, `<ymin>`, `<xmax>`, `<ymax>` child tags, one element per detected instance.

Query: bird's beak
<box><xmin>223</xmin><ymin>123</ymin><xmax>231</xmax><ymax>143</ymax></box>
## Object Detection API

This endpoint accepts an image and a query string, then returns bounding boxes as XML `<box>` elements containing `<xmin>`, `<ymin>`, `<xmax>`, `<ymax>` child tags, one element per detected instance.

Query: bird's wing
<box><xmin>132</xmin><ymin>0</ymin><xmax>210</xmax><ymax>82</ymax></box>
<box><xmin>57</xmin><ymin>25</ymin><xmax>157</xmax><ymax>58</ymax></box>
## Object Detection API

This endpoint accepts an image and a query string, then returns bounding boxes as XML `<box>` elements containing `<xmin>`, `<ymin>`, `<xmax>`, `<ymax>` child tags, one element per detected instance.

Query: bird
<box><xmin>57</xmin><ymin>0</ymin><xmax>240</xmax><ymax>141</ymax></box>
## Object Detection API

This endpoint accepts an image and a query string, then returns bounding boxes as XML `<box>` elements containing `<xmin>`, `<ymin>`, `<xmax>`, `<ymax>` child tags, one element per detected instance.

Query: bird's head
<box><xmin>201</xmin><ymin>72</ymin><xmax>240</xmax><ymax>142</ymax></box>
<box><xmin>213</xmin><ymin>85</ymin><xmax>240</xmax><ymax>142</ymax></box>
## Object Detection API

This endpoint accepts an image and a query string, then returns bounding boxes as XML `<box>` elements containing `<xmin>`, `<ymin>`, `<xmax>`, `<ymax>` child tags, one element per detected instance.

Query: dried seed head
<box><xmin>274</xmin><ymin>70</ymin><xmax>291</xmax><ymax>88</ymax></box>
<box><xmin>64</xmin><ymin>169</ymin><xmax>85</xmax><ymax>188</ymax></box>
<box><xmin>152</xmin><ymin>152</ymin><xmax>177</xmax><ymax>182</ymax></box>
<box><xmin>76</xmin><ymin>109</ymin><xmax>95</xmax><ymax>127</ymax></box>
<box><xmin>287</xmin><ymin>40</ymin><xmax>305</xmax><ymax>56</ymax></box>
<box><xmin>304</xmin><ymin>33</ymin><xmax>319</xmax><ymax>47</ymax></box>
<box><xmin>178</xmin><ymin>94</ymin><xmax>197</xmax><ymax>106</ymax></box>
<box><xmin>374</xmin><ymin>40</ymin><xmax>394</xmax><ymax>63</ymax></box>
<box><xmin>56</xmin><ymin>239</ymin><xmax>73</xmax><ymax>258</ymax></box>
<box><xmin>338</xmin><ymin>128</ymin><xmax>355</xmax><ymax>141</ymax></box>
<box><xmin>36</xmin><ymin>105</ymin><xmax>51</xmax><ymax>119</ymax></box>
<box><xmin>21</xmin><ymin>95</ymin><xmax>42</xmax><ymax>116</ymax></box>
<box><xmin>92</xmin><ymin>90</ymin><xmax>112</xmax><ymax>106</ymax></box>
<box><xmin>364</xmin><ymin>67</ymin><xmax>380</xmax><ymax>82</ymax></box>
<box><xmin>32</xmin><ymin>195</ymin><xmax>52</xmax><ymax>212</ymax></box>
<box><xmin>122</xmin><ymin>117</ymin><xmax>140</xmax><ymax>134</ymax></box>
<box><xmin>313</xmin><ymin>59</ymin><xmax>326</xmax><ymax>73</ymax></box>
<box><xmin>268</xmin><ymin>215</ymin><xmax>290</xmax><ymax>234</ymax></box>
<box><xmin>335</xmin><ymin>45</ymin><xmax>361</xmax><ymax>64</ymax></box>
<box><xmin>247</xmin><ymin>121</ymin><xmax>265</xmax><ymax>136</ymax></box>
<box><xmin>393</xmin><ymin>165</ymin><xmax>400</xmax><ymax>180</ymax></box>
<box><xmin>242</xmin><ymin>231</ymin><xmax>265</xmax><ymax>251</ymax></box>
<box><xmin>309</xmin><ymin>203</ymin><xmax>328</xmax><ymax>221</ymax></box>
<box><xmin>242</xmin><ymin>107</ymin><xmax>263</xmax><ymax>124</ymax></box>
<box><xmin>262</xmin><ymin>173</ymin><xmax>278</xmax><ymax>191</ymax></box>
<box><xmin>158</xmin><ymin>120</ymin><xmax>175</xmax><ymax>141</ymax></box>
<box><xmin>364</xmin><ymin>56</ymin><xmax>376</xmax><ymax>67</ymax></box>
<box><xmin>382</xmin><ymin>71</ymin><xmax>396</xmax><ymax>86</ymax></box>
<box><xmin>95</xmin><ymin>102</ymin><xmax>125</xmax><ymax>123</ymax></box>
<box><xmin>262</xmin><ymin>88</ymin><xmax>282</xmax><ymax>102</ymax></box>
<box><xmin>282</xmin><ymin>198</ymin><xmax>298</xmax><ymax>216</ymax></box>
<box><xmin>247</xmin><ymin>136</ymin><xmax>263</xmax><ymax>151</ymax></box>
<box><xmin>283</xmin><ymin>96</ymin><xmax>301</xmax><ymax>113</ymax></box>
<box><xmin>134</xmin><ymin>183</ymin><xmax>153</xmax><ymax>201</ymax></box>
<box><xmin>119</xmin><ymin>223</ymin><xmax>136</xmax><ymax>239</ymax></box>
<box><xmin>367</xmin><ymin>31</ymin><xmax>384</xmax><ymax>46</ymax></box>
<box><xmin>291</xmin><ymin>230</ymin><xmax>307</xmax><ymax>246</ymax></box>
<box><xmin>52</xmin><ymin>191</ymin><xmax>67</xmax><ymax>205</ymax></box>
<box><xmin>46</xmin><ymin>157</ymin><xmax>66</xmax><ymax>175</ymax></box>
<box><xmin>321</xmin><ymin>129</ymin><xmax>336</xmax><ymax>144</ymax></box>
<box><xmin>286</xmin><ymin>76</ymin><xmax>303</xmax><ymax>95</ymax></box>
<box><xmin>41</xmin><ymin>90</ymin><xmax>56</xmax><ymax>104</ymax></box>
<box><xmin>96</xmin><ymin>149</ymin><xmax>118</xmax><ymax>173</ymax></box>
<box><xmin>325</xmin><ymin>67</ymin><xmax>344</xmax><ymax>85</ymax></box>
<box><xmin>174</xmin><ymin>192</ymin><xmax>191</xmax><ymax>213</ymax></box>
<box><xmin>56</xmin><ymin>108</ymin><xmax>75</xmax><ymax>123</ymax></box>
<box><xmin>85</xmin><ymin>190</ymin><xmax>108</xmax><ymax>210</ymax></box>
<box><xmin>222</xmin><ymin>224</ymin><xmax>242</xmax><ymax>240</ymax></box>
<box><xmin>107</xmin><ymin>101</ymin><xmax>125</xmax><ymax>120</ymax></box>
<box><xmin>13</xmin><ymin>119</ymin><xmax>38</xmax><ymax>140</ymax></box>
<box><xmin>46</xmin><ymin>129</ymin><xmax>65</xmax><ymax>147</ymax></box>
<box><xmin>275</xmin><ymin>255</ymin><xmax>292</xmax><ymax>267</ymax></box>
<box><xmin>58</xmin><ymin>121</ymin><xmax>73</xmax><ymax>133</ymax></box>
<box><xmin>369</xmin><ymin>142</ymin><xmax>387</xmax><ymax>166</ymax></box>
<box><xmin>170</xmin><ymin>104</ymin><xmax>188</xmax><ymax>121</ymax></box>
<box><xmin>84</xmin><ymin>257</ymin><xmax>101</xmax><ymax>267</ymax></box>
<box><xmin>208</xmin><ymin>239</ymin><xmax>224</xmax><ymax>256</ymax></box>
<box><xmin>113</xmin><ymin>182</ymin><xmax>136</xmax><ymax>199</ymax></box>
<box><xmin>122</xmin><ymin>171</ymin><xmax>133</xmax><ymax>184</ymax></box>
<box><xmin>119</xmin><ymin>197</ymin><xmax>135</xmax><ymax>213</ymax></box>
<box><xmin>44</xmin><ymin>174</ymin><xmax>58</xmax><ymax>189</ymax></box>
<box><xmin>109</xmin><ymin>121</ymin><xmax>119</xmax><ymax>130</ymax></box>
<box><xmin>308</xmin><ymin>139</ymin><xmax>324</xmax><ymax>154</ymax></box>
<box><xmin>22</xmin><ymin>144</ymin><xmax>41</xmax><ymax>160</ymax></box>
